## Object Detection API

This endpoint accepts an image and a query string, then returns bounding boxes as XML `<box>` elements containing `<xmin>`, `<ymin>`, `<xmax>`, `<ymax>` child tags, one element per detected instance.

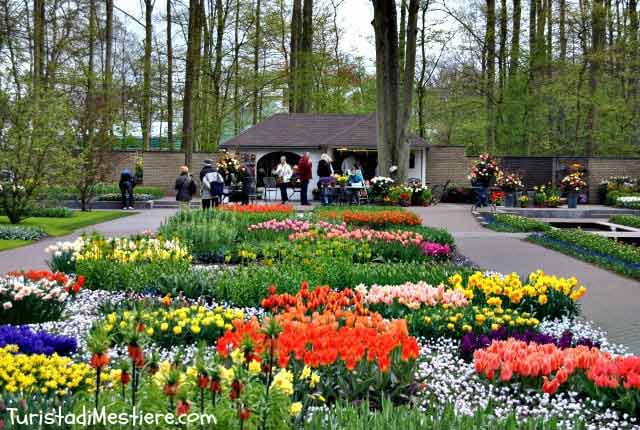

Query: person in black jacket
<box><xmin>238</xmin><ymin>165</ymin><xmax>254</xmax><ymax>205</ymax></box>
<box><xmin>317</xmin><ymin>153</ymin><xmax>334</xmax><ymax>205</ymax></box>
<box><xmin>118</xmin><ymin>168</ymin><xmax>136</xmax><ymax>210</ymax></box>
<box><xmin>175</xmin><ymin>166</ymin><xmax>197</xmax><ymax>208</ymax></box>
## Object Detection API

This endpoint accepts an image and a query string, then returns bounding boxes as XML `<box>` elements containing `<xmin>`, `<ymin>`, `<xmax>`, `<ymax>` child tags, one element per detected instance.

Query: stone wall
<box><xmin>587</xmin><ymin>158</ymin><xmax>640</xmax><ymax>203</ymax></box>
<box><xmin>425</xmin><ymin>146</ymin><xmax>471</xmax><ymax>186</ymax></box>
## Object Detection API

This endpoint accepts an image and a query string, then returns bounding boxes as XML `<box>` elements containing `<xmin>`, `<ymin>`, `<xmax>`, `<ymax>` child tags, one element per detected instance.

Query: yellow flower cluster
<box><xmin>422</xmin><ymin>305</ymin><xmax>539</xmax><ymax>334</ymax></box>
<box><xmin>299</xmin><ymin>365</ymin><xmax>320</xmax><ymax>388</ymax></box>
<box><xmin>103</xmin><ymin>305</ymin><xmax>243</xmax><ymax>344</ymax></box>
<box><xmin>0</xmin><ymin>345</ymin><xmax>92</xmax><ymax>396</ymax></box>
<box><xmin>450</xmin><ymin>270</ymin><xmax>586</xmax><ymax>307</ymax></box>
<box><xmin>75</xmin><ymin>236</ymin><xmax>191</xmax><ymax>264</ymax></box>
<box><xmin>270</xmin><ymin>368</ymin><xmax>294</xmax><ymax>396</ymax></box>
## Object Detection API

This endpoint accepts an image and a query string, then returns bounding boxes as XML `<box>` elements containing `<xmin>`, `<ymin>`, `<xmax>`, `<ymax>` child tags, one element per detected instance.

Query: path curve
<box><xmin>411</xmin><ymin>204</ymin><xmax>640</xmax><ymax>354</ymax></box>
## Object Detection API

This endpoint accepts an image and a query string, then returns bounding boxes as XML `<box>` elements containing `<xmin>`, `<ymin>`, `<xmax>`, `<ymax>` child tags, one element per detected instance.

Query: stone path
<box><xmin>0</xmin><ymin>209</ymin><xmax>176</xmax><ymax>273</ymax></box>
<box><xmin>411</xmin><ymin>204</ymin><xmax>640</xmax><ymax>354</ymax></box>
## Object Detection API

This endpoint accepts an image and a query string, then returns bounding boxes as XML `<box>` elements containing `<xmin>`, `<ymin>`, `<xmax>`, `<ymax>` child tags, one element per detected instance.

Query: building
<box><xmin>220</xmin><ymin>113</ymin><xmax>429</xmax><ymax>200</ymax></box>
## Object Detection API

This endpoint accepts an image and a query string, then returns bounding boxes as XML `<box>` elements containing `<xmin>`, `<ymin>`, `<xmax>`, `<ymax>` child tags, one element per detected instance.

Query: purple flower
<box><xmin>0</xmin><ymin>325</ymin><xmax>77</xmax><ymax>356</ymax></box>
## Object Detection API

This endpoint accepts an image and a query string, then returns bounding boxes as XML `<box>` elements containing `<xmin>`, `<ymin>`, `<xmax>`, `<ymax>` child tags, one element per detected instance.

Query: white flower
<box><xmin>3</xmin><ymin>302</ymin><xmax>12</xmax><ymax>310</ymax></box>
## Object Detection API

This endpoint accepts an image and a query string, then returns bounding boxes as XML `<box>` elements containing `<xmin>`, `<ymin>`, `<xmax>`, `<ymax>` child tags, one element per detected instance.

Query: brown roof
<box><xmin>220</xmin><ymin>113</ymin><xmax>427</xmax><ymax>150</ymax></box>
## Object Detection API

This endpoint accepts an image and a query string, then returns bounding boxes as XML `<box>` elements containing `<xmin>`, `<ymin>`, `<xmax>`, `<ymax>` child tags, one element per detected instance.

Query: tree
<box><xmin>183</xmin><ymin>0</ymin><xmax>203</xmax><ymax>166</ymax></box>
<box><xmin>371</xmin><ymin>0</ymin><xmax>420</xmax><ymax>181</ymax></box>
<box><xmin>485</xmin><ymin>0</ymin><xmax>496</xmax><ymax>151</ymax></box>
<box><xmin>166</xmin><ymin>0</ymin><xmax>173</xmax><ymax>147</ymax></box>
<box><xmin>142</xmin><ymin>0</ymin><xmax>154</xmax><ymax>151</ymax></box>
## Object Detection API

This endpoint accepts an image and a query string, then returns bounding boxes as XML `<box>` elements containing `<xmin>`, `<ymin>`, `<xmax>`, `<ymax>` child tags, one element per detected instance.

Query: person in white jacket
<box><xmin>201</xmin><ymin>166</ymin><xmax>225</xmax><ymax>208</ymax></box>
<box><xmin>274</xmin><ymin>156</ymin><xmax>293</xmax><ymax>203</ymax></box>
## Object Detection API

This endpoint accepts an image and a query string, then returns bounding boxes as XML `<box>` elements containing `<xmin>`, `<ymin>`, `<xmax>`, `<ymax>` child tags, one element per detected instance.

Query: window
<box><xmin>409</xmin><ymin>151</ymin><xmax>416</xmax><ymax>169</ymax></box>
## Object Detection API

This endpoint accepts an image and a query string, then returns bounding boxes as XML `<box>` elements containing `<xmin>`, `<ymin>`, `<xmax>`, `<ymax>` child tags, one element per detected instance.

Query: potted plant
<box><xmin>468</xmin><ymin>153</ymin><xmax>500</xmax><ymax>188</ymax></box>
<box><xmin>370</xmin><ymin>176</ymin><xmax>394</xmax><ymax>202</ymax></box>
<box><xmin>519</xmin><ymin>194</ymin><xmax>530</xmax><ymax>208</ymax></box>
<box><xmin>497</xmin><ymin>171</ymin><xmax>524</xmax><ymax>207</ymax></box>
<box><xmin>561</xmin><ymin>172</ymin><xmax>587</xmax><ymax>209</ymax></box>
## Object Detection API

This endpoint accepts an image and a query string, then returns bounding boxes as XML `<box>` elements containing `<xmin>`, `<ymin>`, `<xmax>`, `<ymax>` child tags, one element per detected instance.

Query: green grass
<box><xmin>0</xmin><ymin>239</ymin><xmax>32</xmax><ymax>251</ymax></box>
<box><xmin>0</xmin><ymin>210</ymin><xmax>134</xmax><ymax>237</ymax></box>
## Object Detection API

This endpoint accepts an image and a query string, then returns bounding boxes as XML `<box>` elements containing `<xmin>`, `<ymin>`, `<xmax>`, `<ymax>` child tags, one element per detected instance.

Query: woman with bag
<box><xmin>317</xmin><ymin>153</ymin><xmax>334</xmax><ymax>206</ymax></box>
<box><xmin>201</xmin><ymin>165</ymin><xmax>225</xmax><ymax>209</ymax></box>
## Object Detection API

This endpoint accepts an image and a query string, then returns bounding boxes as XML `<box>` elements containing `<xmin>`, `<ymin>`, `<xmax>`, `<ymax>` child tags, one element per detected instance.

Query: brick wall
<box><xmin>587</xmin><ymin>158</ymin><xmax>640</xmax><ymax>203</ymax></box>
<box><xmin>102</xmin><ymin>152</ymin><xmax>137</xmax><ymax>182</ymax></box>
<box><xmin>425</xmin><ymin>146</ymin><xmax>472</xmax><ymax>186</ymax></box>
<box><xmin>139</xmin><ymin>151</ymin><xmax>220</xmax><ymax>195</ymax></box>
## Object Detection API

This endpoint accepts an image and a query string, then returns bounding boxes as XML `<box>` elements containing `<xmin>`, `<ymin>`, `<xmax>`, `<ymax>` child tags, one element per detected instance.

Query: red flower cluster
<box><xmin>260</xmin><ymin>282</ymin><xmax>367</xmax><ymax>316</ymax></box>
<box><xmin>474</xmin><ymin>339</ymin><xmax>640</xmax><ymax>399</ymax></box>
<box><xmin>216</xmin><ymin>312</ymin><xmax>419</xmax><ymax>373</ymax></box>
<box><xmin>8</xmin><ymin>270</ymin><xmax>85</xmax><ymax>294</ymax></box>
<box><xmin>321</xmin><ymin>210</ymin><xmax>421</xmax><ymax>227</ymax></box>
<box><xmin>220</xmin><ymin>204</ymin><xmax>293</xmax><ymax>214</ymax></box>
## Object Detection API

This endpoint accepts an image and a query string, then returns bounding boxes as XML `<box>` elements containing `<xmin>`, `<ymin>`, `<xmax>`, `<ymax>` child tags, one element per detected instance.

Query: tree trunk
<box><xmin>485</xmin><ymin>0</ymin><xmax>496</xmax><ymax>152</ymax></box>
<box><xmin>417</xmin><ymin>2</ymin><xmax>428</xmax><ymax>138</ymax></box>
<box><xmin>142</xmin><ymin>0</ymin><xmax>154</xmax><ymax>151</ymax></box>
<box><xmin>234</xmin><ymin>0</ymin><xmax>241</xmax><ymax>133</ymax></box>
<box><xmin>498</xmin><ymin>0</ymin><xmax>507</xmax><ymax>92</ymax></box>
<box><xmin>211</xmin><ymin>0</ymin><xmax>226</xmax><ymax>145</ymax></box>
<box><xmin>252</xmin><ymin>0</ymin><xmax>261</xmax><ymax>124</ymax></box>
<box><xmin>399</xmin><ymin>0</ymin><xmax>407</xmax><ymax>80</ymax></box>
<box><xmin>183</xmin><ymin>0</ymin><xmax>203</xmax><ymax>167</ymax></box>
<box><xmin>509</xmin><ymin>0</ymin><xmax>521</xmax><ymax>77</ymax></box>
<box><xmin>289</xmin><ymin>0</ymin><xmax>302</xmax><ymax>112</ymax></box>
<box><xmin>559</xmin><ymin>0</ymin><xmax>567</xmax><ymax>61</ymax></box>
<box><xmin>586</xmin><ymin>0</ymin><xmax>606</xmax><ymax>155</ymax></box>
<box><xmin>33</xmin><ymin>0</ymin><xmax>45</xmax><ymax>94</ymax></box>
<box><xmin>629</xmin><ymin>0</ymin><xmax>639</xmax><ymax>138</ymax></box>
<box><xmin>372</xmin><ymin>0</ymin><xmax>419</xmax><ymax>182</ymax></box>
<box><xmin>298</xmin><ymin>0</ymin><xmax>313</xmax><ymax>112</ymax></box>
<box><xmin>167</xmin><ymin>0</ymin><xmax>173</xmax><ymax>146</ymax></box>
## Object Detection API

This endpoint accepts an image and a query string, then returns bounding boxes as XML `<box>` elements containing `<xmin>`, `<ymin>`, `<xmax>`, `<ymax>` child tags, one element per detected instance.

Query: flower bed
<box><xmin>486</xmin><ymin>214</ymin><xmax>551</xmax><ymax>233</ymax></box>
<box><xmin>0</xmin><ymin>325</ymin><xmax>77</xmax><ymax>356</ymax></box>
<box><xmin>0</xmin><ymin>270</ymin><xmax>84</xmax><ymax>324</ymax></box>
<box><xmin>0</xmin><ymin>224</ymin><xmax>48</xmax><ymax>241</ymax></box>
<box><xmin>318</xmin><ymin>209</ymin><xmax>422</xmax><ymax>227</ymax></box>
<box><xmin>616</xmin><ymin>196</ymin><xmax>640</xmax><ymax>209</ymax></box>
<box><xmin>474</xmin><ymin>339</ymin><xmax>640</xmax><ymax>415</ymax></box>
<box><xmin>609</xmin><ymin>214</ymin><xmax>640</xmax><ymax>229</ymax></box>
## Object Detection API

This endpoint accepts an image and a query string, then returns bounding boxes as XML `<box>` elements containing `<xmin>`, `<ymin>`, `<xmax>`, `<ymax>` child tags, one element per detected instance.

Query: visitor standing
<box><xmin>118</xmin><ymin>168</ymin><xmax>136</xmax><ymax>210</ymax></box>
<box><xmin>239</xmin><ymin>165</ymin><xmax>254</xmax><ymax>205</ymax></box>
<box><xmin>201</xmin><ymin>165</ymin><xmax>225</xmax><ymax>209</ymax></box>
<box><xmin>298</xmin><ymin>152</ymin><xmax>312</xmax><ymax>206</ymax></box>
<box><xmin>199</xmin><ymin>159</ymin><xmax>215</xmax><ymax>209</ymax></box>
<box><xmin>175</xmin><ymin>166</ymin><xmax>197</xmax><ymax>208</ymax></box>
<box><xmin>317</xmin><ymin>153</ymin><xmax>334</xmax><ymax>205</ymax></box>
<box><xmin>274</xmin><ymin>156</ymin><xmax>292</xmax><ymax>204</ymax></box>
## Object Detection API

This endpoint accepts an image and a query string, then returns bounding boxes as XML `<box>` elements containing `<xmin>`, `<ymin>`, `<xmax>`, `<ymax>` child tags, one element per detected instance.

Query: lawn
<box><xmin>0</xmin><ymin>239</ymin><xmax>32</xmax><ymax>251</ymax></box>
<box><xmin>0</xmin><ymin>210</ymin><xmax>134</xmax><ymax>237</ymax></box>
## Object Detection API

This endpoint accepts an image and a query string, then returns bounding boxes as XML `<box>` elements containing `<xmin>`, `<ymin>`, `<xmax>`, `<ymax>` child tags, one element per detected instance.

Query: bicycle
<box><xmin>429</xmin><ymin>180</ymin><xmax>450</xmax><ymax>206</ymax></box>
<box><xmin>470</xmin><ymin>185</ymin><xmax>496</xmax><ymax>214</ymax></box>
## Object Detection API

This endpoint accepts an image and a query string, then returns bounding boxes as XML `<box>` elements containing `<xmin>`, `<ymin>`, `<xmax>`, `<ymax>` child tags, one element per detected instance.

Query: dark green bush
<box><xmin>0</xmin><ymin>225</ymin><xmax>47</xmax><ymax>241</ymax></box>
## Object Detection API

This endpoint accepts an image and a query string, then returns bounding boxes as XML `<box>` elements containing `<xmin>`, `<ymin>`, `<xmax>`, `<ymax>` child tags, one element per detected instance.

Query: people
<box><xmin>118</xmin><ymin>168</ymin><xmax>136</xmax><ymax>210</ymax></box>
<box><xmin>175</xmin><ymin>165</ymin><xmax>197</xmax><ymax>208</ymax></box>
<box><xmin>298</xmin><ymin>152</ymin><xmax>312</xmax><ymax>206</ymax></box>
<box><xmin>347</xmin><ymin>165</ymin><xmax>365</xmax><ymax>204</ymax></box>
<box><xmin>274</xmin><ymin>156</ymin><xmax>292</xmax><ymax>204</ymax></box>
<box><xmin>239</xmin><ymin>165</ymin><xmax>254</xmax><ymax>205</ymax></box>
<box><xmin>199</xmin><ymin>159</ymin><xmax>215</xmax><ymax>209</ymax></box>
<box><xmin>341</xmin><ymin>154</ymin><xmax>356</xmax><ymax>174</ymax></box>
<box><xmin>317</xmin><ymin>153</ymin><xmax>334</xmax><ymax>206</ymax></box>
<box><xmin>201</xmin><ymin>164</ymin><xmax>225</xmax><ymax>209</ymax></box>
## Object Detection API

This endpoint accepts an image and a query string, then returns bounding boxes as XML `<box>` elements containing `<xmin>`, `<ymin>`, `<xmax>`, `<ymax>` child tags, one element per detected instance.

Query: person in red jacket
<box><xmin>298</xmin><ymin>152</ymin><xmax>313</xmax><ymax>205</ymax></box>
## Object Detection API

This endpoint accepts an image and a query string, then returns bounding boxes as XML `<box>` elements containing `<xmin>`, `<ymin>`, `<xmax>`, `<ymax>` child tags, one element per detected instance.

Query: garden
<box><xmin>0</xmin><ymin>203</ymin><xmax>635</xmax><ymax>429</ymax></box>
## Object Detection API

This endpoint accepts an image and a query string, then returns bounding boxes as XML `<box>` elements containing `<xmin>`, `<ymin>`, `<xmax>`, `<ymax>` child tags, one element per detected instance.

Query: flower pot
<box><xmin>504</xmin><ymin>192</ymin><xmax>516</xmax><ymax>207</ymax></box>
<box><xmin>567</xmin><ymin>192</ymin><xmax>578</xmax><ymax>209</ymax></box>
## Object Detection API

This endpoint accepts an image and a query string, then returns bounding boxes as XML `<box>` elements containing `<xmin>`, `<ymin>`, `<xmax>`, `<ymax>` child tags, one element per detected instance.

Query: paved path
<box><xmin>0</xmin><ymin>209</ymin><xmax>176</xmax><ymax>273</ymax></box>
<box><xmin>412</xmin><ymin>204</ymin><xmax>640</xmax><ymax>354</ymax></box>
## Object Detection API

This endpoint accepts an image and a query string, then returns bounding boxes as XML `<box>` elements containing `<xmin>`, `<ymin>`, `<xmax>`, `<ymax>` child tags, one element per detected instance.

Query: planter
<box><xmin>504</xmin><ymin>192</ymin><xmax>516</xmax><ymax>207</ymax></box>
<box><xmin>567</xmin><ymin>192</ymin><xmax>578</xmax><ymax>209</ymax></box>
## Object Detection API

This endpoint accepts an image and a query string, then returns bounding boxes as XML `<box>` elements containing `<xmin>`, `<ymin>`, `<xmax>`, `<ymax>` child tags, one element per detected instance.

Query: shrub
<box><xmin>609</xmin><ymin>215</ymin><xmax>640</xmax><ymax>229</ymax></box>
<box><xmin>76</xmin><ymin>260</ymin><xmax>190</xmax><ymax>292</ymax></box>
<box><xmin>487</xmin><ymin>214</ymin><xmax>551</xmax><ymax>233</ymax></box>
<box><xmin>0</xmin><ymin>225</ymin><xmax>47</xmax><ymax>241</ymax></box>
<box><xmin>28</xmin><ymin>206</ymin><xmax>74</xmax><ymax>218</ymax></box>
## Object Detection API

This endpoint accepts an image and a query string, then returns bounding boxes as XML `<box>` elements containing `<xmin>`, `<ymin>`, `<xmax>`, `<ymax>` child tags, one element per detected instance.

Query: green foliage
<box><xmin>609</xmin><ymin>215</ymin><xmax>640</xmax><ymax>229</ymax></box>
<box><xmin>304</xmin><ymin>400</ymin><xmax>579</xmax><ymax>430</ymax></box>
<box><xmin>529</xmin><ymin>229</ymin><xmax>640</xmax><ymax>279</ymax></box>
<box><xmin>487</xmin><ymin>215</ymin><xmax>551</xmax><ymax>233</ymax></box>
<box><xmin>0</xmin><ymin>91</ymin><xmax>74</xmax><ymax>223</ymax></box>
<box><xmin>209</xmin><ymin>262</ymin><xmax>472</xmax><ymax>307</ymax></box>
<box><xmin>27</xmin><ymin>206</ymin><xmax>74</xmax><ymax>218</ymax></box>
<box><xmin>77</xmin><ymin>260</ymin><xmax>191</xmax><ymax>292</ymax></box>
<box><xmin>0</xmin><ymin>225</ymin><xmax>47</xmax><ymax>241</ymax></box>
